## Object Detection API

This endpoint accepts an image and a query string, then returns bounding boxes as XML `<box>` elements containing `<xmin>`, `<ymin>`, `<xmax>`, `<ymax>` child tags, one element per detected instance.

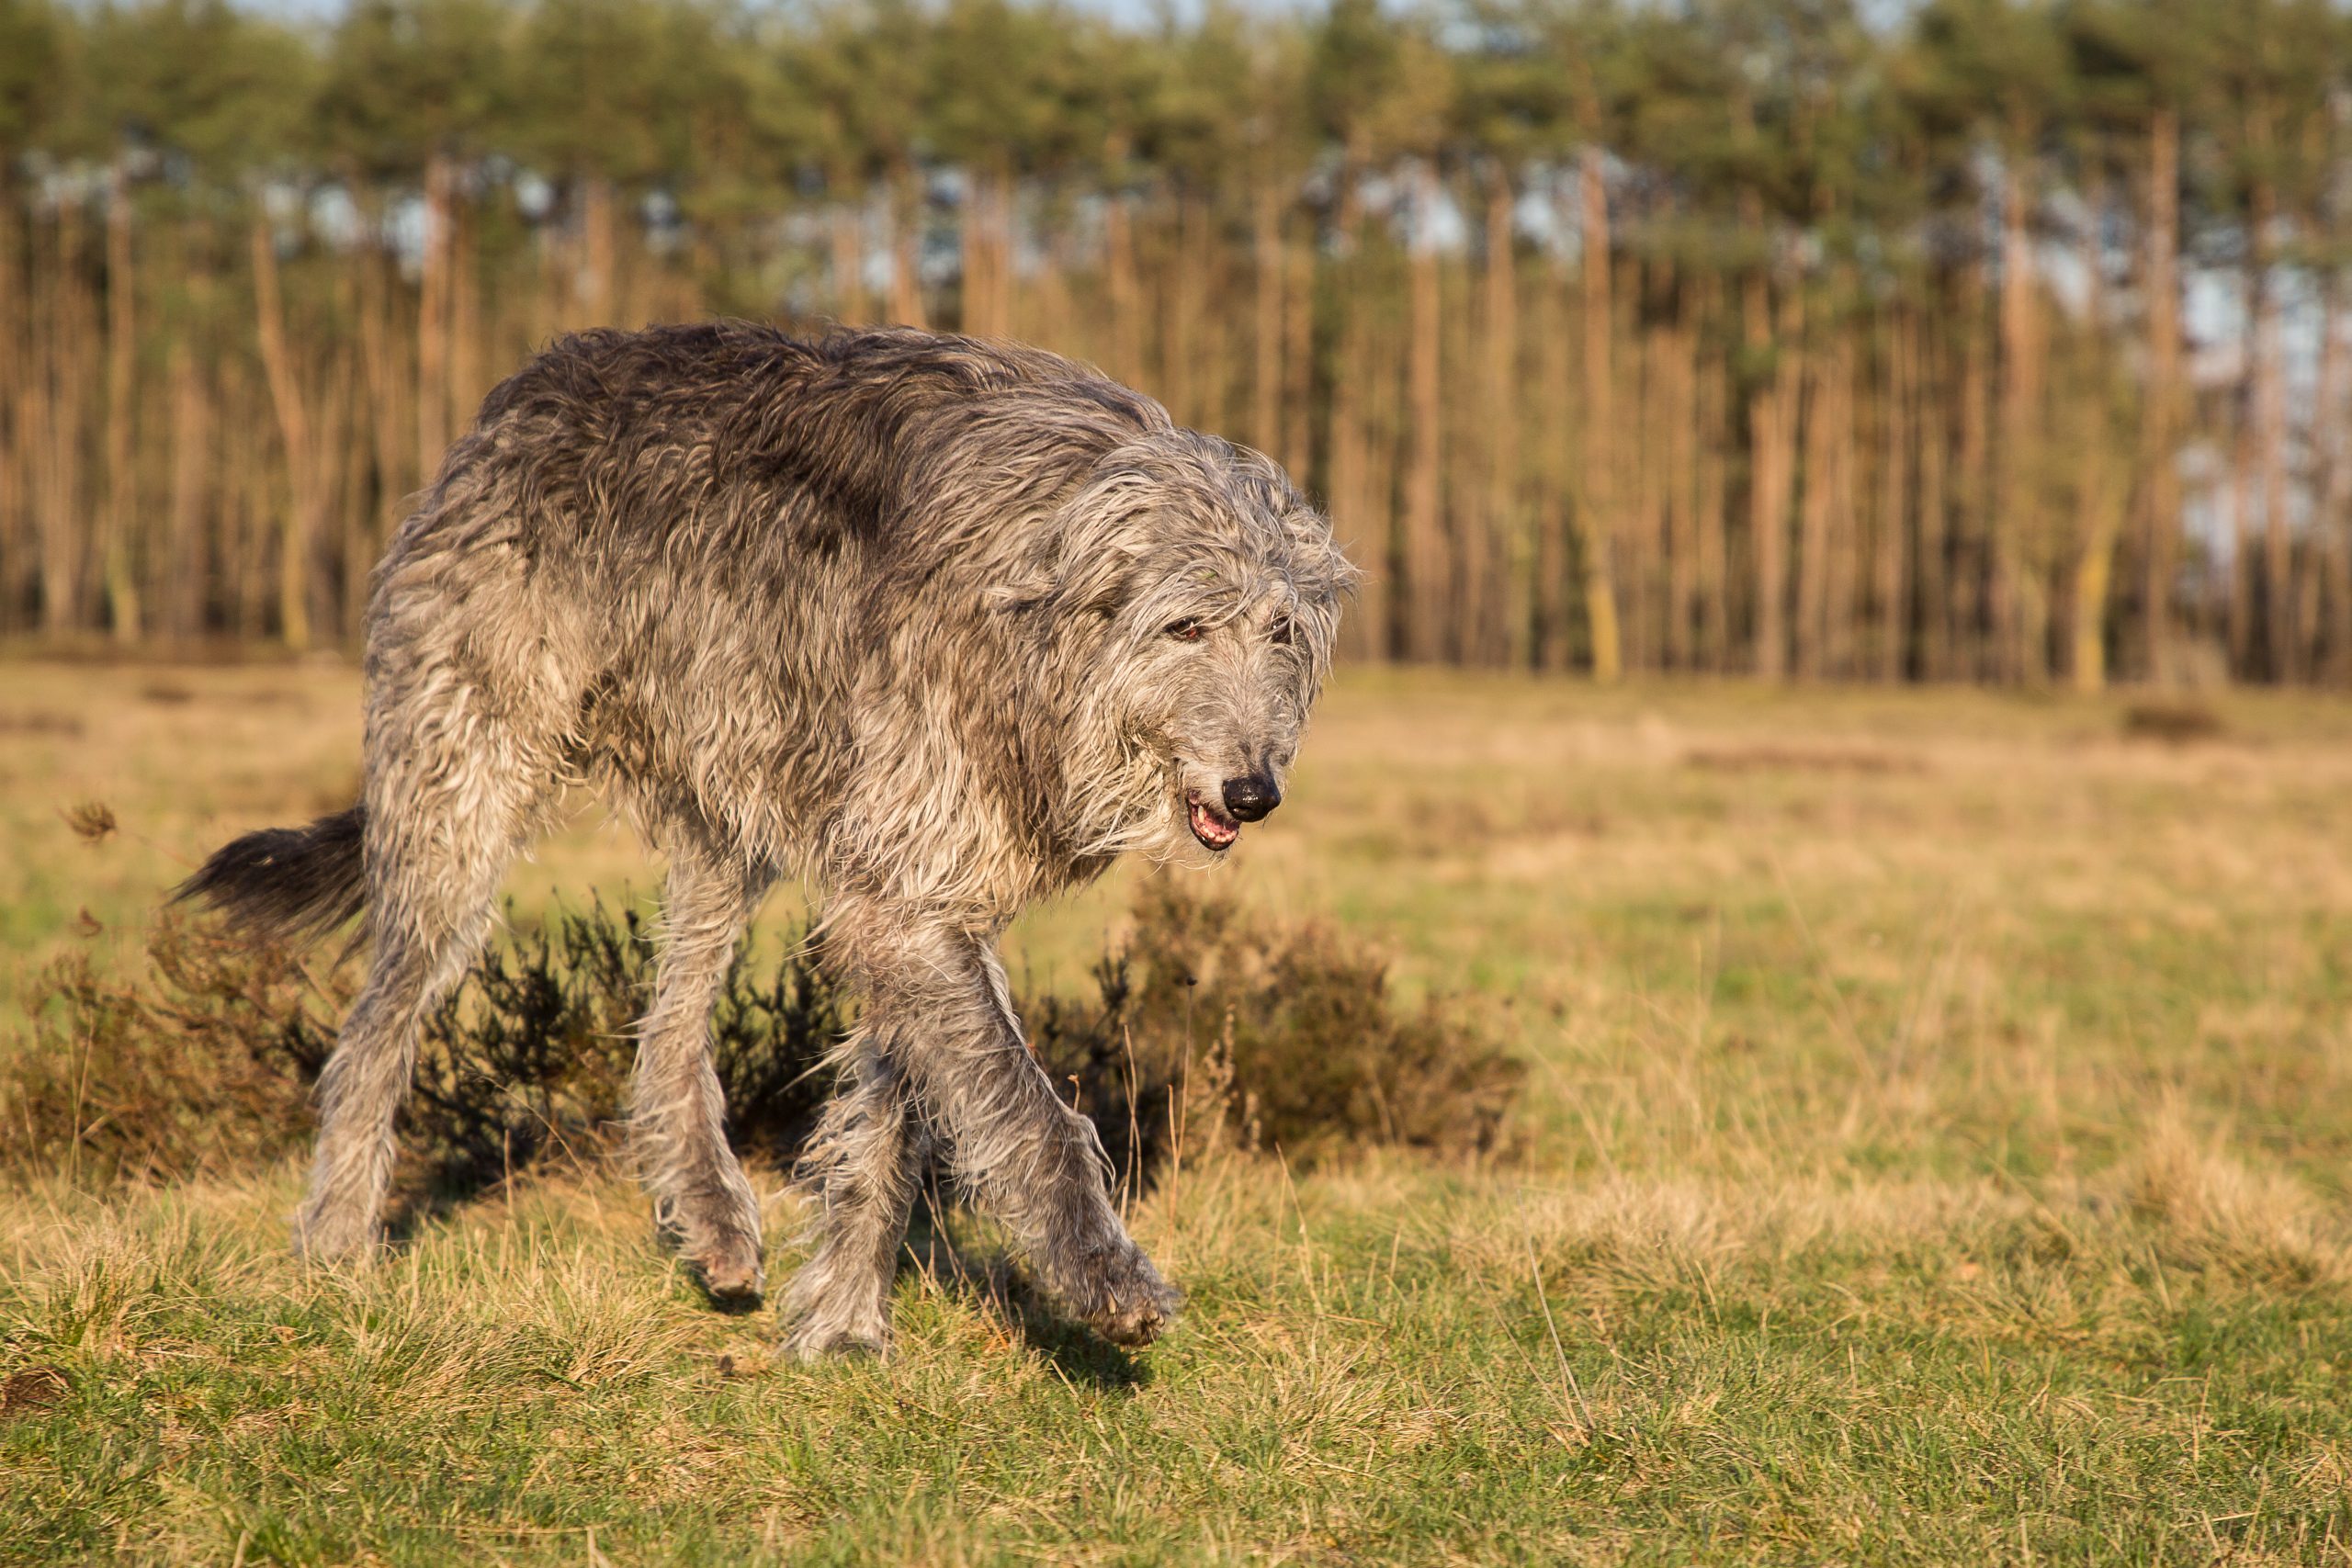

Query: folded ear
<box><xmin>989</xmin><ymin>458</ymin><xmax>1158</xmax><ymax>619</ymax></box>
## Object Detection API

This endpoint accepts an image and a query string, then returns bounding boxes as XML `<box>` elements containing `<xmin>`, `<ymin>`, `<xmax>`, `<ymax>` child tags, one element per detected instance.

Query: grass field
<box><xmin>6</xmin><ymin>658</ymin><xmax>2352</xmax><ymax>1563</ymax></box>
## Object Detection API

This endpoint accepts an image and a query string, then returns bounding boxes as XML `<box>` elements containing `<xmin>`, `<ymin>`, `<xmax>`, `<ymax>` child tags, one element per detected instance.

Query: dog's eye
<box><xmin>1269</xmin><ymin>613</ymin><xmax>1295</xmax><ymax>646</ymax></box>
<box><xmin>1164</xmin><ymin>618</ymin><xmax>1205</xmax><ymax>643</ymax></box>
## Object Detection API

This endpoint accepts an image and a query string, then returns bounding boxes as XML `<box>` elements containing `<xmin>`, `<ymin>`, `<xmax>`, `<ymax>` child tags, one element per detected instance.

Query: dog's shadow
<box><xmin>899</xmin><ymin>1193</ymin><xmax>1153</xmax><ymax>1392</ymax></box>
<box><xmin>380</xmin><ymin>1168</ymin><xmax>1151</xmax><ymax>1380</ymax></box>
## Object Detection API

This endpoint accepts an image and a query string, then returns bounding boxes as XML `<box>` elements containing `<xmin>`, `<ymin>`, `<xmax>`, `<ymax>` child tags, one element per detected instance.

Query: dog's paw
<box><xmin>684</xmin><ymin>1237</ymin><xmax>766</xmax><ymax>1310</ymax></box>
<box><xmin>1071</xmin><ymin>1247</ymin><xmax>1182</xmax><ymax>1348</ymax></box>
<box><xmin>782</xmin><ymin>1318</ymin><xmax>889</xmax><ymax>1364</ymax></box>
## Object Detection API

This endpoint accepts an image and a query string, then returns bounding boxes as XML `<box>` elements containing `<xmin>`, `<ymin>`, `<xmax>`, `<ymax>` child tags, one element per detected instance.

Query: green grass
<box><xmin>6</xmin><ymin>659</ymin><xmax>2352</xmax><ymax>1562</ymax></box>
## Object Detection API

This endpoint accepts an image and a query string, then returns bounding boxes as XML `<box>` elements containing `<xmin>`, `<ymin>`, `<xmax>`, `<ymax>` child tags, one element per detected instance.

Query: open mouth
<box><xmin>1185</xmin><ymin>790</ymin><xmax>1240</xmax><ymax>852</ymax></box>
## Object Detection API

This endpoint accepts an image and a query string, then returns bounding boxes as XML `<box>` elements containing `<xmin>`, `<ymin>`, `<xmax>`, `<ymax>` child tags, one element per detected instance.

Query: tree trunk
<box><xmin>578</xmin><ymin>174</ymin><xmax>617</xmax><ymax>328</ymax></box>
<box><xmin>1328</xmin><ymin>166</ymin><xmax>1382</xmax><ymax>661</ymax></box>
<box><xmin>1403</xmin><ymin>159</ymin><xmax>1445</xmax><ymax>663</ymax></box>
<box><xmin>1821</xmin><ymin>304</ymin><xmax>1859</xmax><ymax>678</ymax></box>
<box><xmin>449</xmin><ymin>186</ymin><xmax>482</xmax><ymax>428</ymax></box>
<box><xmin>2250</xmin><ymin>124</ymin><xmax>2292</xmax><ymax>682</ymax></box>
<box><xmin>1747</xmin><ymin>256</ymin><xmax>1802</xmax><ymax>681</ymax></box>
<box><xmin>165</xmin><ymin>322</ymin><xmax>211</xmax><ymax>640</ymax></box>
<box><xmin>1535</xmin><ymin>202</ymin><xmax>1574</xmax><ymax>671</ymax></box>
<box><xmin>831</xmin><ymin>193</ymin><xmax>868</xmax><ymax>325</ymax></box>
<box><xmin>1797</xmin><ymin>301</ymin><xmax>1833</xmax><ymax>680</ymax></box>
<box><xmin>1578</xmin><ymin>145</ymin><xmax>1621</xmax><ymax>682</ymax></box>
<box><xmin>1664</xmin><ymin>273</ymin><xmax>1700</xmax><ymax>673</ymax></box>
<box><xmin>2140</xmin><ymin>107</ymin><xmax>2181</xmax><ymax>682</ymax></box>
<box><xmin>102</xmin><ymin>160</ymin><xmax>141</xmax><ymax>640</ymax></box>
<box><xmin>1875</xmin><ymin>303</ymin><xmax>1912</xmax><ymax>682</ymax></box>
<box><xmin>1282</xmin><ymin>214</ymin><xmax>1314</xmax><ymax>485</ymax></box>
<box><xmin>1251</xmin><ymin>177</ymin><xmax>1284</xmax><ymax>458</ymax></box>
<box><xmin>252</xmin><ymin>216</ymin><xmax>314</xmax><ymax>652</ymax></box>
<box><xmin>1917</xmin><ymin>306</ymin><xmax>1951</xmax><ymax>682</ymax></box>
<box><xmin>2228</xmin><ymin>373</ymin><xmax>2255</xmax><ymax>677</ymax></box>
<box><xmin>2071</xmin><ymin>431</ymin><xmax>2127</xmax><ymax>694</ymax></box>
<box><xmin>2070</xmin><ymin>173</ymin><xmax>2121</xmax><ymax>694</ymax></box>
<box><xmin>37</xmin><ymin>203</ymin><xmax>91</xmax><ymax>635</ymax></box>
<box><xmin>1996</xmin><ymin>152</ymin><xmax>2046</xmax><ymax>683</ymax></box>
<box><xmin>2322</xmin><ymin>265</ymin><xmax>2352</xmax><ymax>686</ymax></box>
<box><xmin>418</xmin><ymin>152</ymin><xmax>455</xmax><ymax>475</ymax></box>
<box><xmin>1485</xmin><ymin>168</ymin><xmax>1526</xmax><ymax>668</ymax></box>
<box><xmin>1696</xmin><ymin>274</ymin><xmax>1730</xmax><ymax>671</ymax></box>
<box><xmin>888</xmin><ymin>160</ymin><xmax>925</xmax><ymax>329</ymax></box>
<box><xmin>1954</xmin><ymin>260</ymin><xmax>1991</xmax><ymax>677</ymax></box>
<box><xmin>959</xmin><ymin>167</ymin><xmax>992</xmax><ymax>337</ymax></box>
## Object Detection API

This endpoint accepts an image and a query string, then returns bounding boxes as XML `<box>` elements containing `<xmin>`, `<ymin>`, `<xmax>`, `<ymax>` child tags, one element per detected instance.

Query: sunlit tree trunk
<box><xmin>1822</xmin><ymin>305</ymin><xmax>1859</xmax><ymax>679</ymax></box>
<box><xmin>449</xmin><ymin>187</ymin><xmax>482</xmax><ymax>424</ymax></box>
<box><xmin>1403</xmin><ymin>159</ymin><xmax>1445</xmax><ymax>663</ymax></box>
<box><xmin>831</xmin><ymin>189</ymin><xmax>868</xmax><ymax>325</ymax></box>
<box><xmin>578</xmin><ymin>174</ymin><xmax>618</xmax><ymax>328</ymax></box>
<box><xmin>2321</xmin><ymin>265</ymin><xmax>2352</xmax><ymax>686</ymax></box>
<box><xmin>1535</xmin><ymin>209</ymin><xmax>1574</xmax><ymax>672</ymax></box>
<box><xmin>2070</xmin><ymin>173</ymin><xmax>2123</xmax><ymax>694</ymax></box>
<box><xmin>1328</xmin><ymin>164</ymin><xmax>1382</xmax><ymax>661</ymax></box>
<box><xmin>101</xmin><ymin>159</ymin><xmax>141</xmax><ymax>640</ymax></box>
<box><xmin>1797</xmin><ymin>301</ymin><xmax>1833</xmax><ymax>680</ymax></box>
<box><xmin>1483</xmin><ymin>170</ymin><xmax>1523</xmax><ymax>669</ymax></box>
<box><xmin>2140</xmin><ymin>107</ymin><xmax>2181</xmax><ymax>682</ymax></box>
<box><xmin>1578</xmin><ymin>145</ymin><xmax>1621</xmax><ymax>682</ymax></box>
<box><xmin>1876</xmin><ymin>302</ymin><xmax>1913</xmax><ymax>682</ymax></box>
<box><xmin>2228</xmin><ymin>378</ymin><xmax>2255</xmax><ymax>677</ymax></box>
<box><xmin>2249</xmin><ymin>115</ymin><xmax>2292</xmax><ymax>682</ymax></box>
<box><xmin>1954</xmin><ymin>259</ymin><xmax>1991</xmax><ymax>677</ymax></box>
<box><xmin>0</xmin><ymin>187</ymin><xmax>19</xmax><ymax>632</ymax></box>
<box><xmin>888</xmin><ymin>160</ymin><xmax>926</xmax><ymax>329</ymax></box>
<box><xmin>1272</xmin><ymin>228</ymin><xmax>1307</xmax><ymax>480</ymax></box>
<box><xmin>1251</xmin><ymin>177</ymin><xmax>1284</xmax><ymax>458</ymax></box>
<box><xmin>36</xmin><ymin>203</ymin><xmax>91</xmax><ymax>635</ymax></box>
<box><xmin>1917</xmin><ymin>306</ymin><xmax>1951</xmax><ymax>682</ymax></box>
<box><xmin>1664</xmin><ymin>275</ymin><xmax>1700</xmax><ymax>673</ymax></box>
<box><xmin>252</xmin><ymin>217</ymin><xmax>314</xmax><ymax>652</ymax></box>
<box><xmin>1996</xmin><ymin>153</ymin><xmax>2046</xmax><ymax>683</ymax></box>
<box><xmin>1696</xmin><ymin>274</ymin><xmax>1730</xmax><ymax>672</ymax></box>
<box><xmin>1747</xmin><ymin>252</ymin><xmax>1801</xmax><ymax>682</ymax></box>
<box><xmin>164</xmin><ymin>300</ymin><xmax>212</xmax><ymax>640</ymax></box>
<box><xmin>418</xmin><ymin>152</ymin><xmax>455</xmax><ymax>474</ymax></box>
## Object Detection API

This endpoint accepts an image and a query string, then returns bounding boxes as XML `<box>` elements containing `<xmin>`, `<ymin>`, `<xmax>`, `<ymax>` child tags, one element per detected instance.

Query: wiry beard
<box><xmin>1059</xmin><ymin>728</ymin><xmax>1180</xmax><ymax>863</ymax></box>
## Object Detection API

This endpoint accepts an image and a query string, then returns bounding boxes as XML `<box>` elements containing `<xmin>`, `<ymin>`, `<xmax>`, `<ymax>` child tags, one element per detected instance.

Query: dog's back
<box><xmin>409</xmin><ymin>322</ymin><xmax>1163</xmax><ymax>589</ymax></box>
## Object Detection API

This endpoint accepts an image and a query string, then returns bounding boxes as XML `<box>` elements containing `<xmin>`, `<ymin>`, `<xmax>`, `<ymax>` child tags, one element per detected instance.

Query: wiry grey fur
<box><xmin>179</xmin><ymin>323</ymin><xmax>1351</xmax><ymax>1358</ymax></box>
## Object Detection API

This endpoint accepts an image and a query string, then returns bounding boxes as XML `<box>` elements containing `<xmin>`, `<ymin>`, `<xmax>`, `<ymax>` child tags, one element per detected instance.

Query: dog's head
<box><xmin>1016</xmin><ymin>429</ymin><xmax>1353</xmax><ymax>863</ymax></box>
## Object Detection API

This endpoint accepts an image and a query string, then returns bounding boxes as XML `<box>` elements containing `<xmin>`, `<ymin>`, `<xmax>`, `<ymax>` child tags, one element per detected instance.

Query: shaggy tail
<box><xmin>175</xmin><ymin>805</ymin><xmax>368</xmax><ymax>948</ymax></box>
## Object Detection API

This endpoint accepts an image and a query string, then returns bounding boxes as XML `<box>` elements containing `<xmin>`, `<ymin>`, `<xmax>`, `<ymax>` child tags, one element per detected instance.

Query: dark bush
<box><xmin>2121</xmin><ymin>700</ymin><xmax>2226</xmax><ymax>744</ymax></box>
<box><xmin>4</xmin><ymin>884</ymin><xmax>1518</xmax><ymax>1201</ymax></box>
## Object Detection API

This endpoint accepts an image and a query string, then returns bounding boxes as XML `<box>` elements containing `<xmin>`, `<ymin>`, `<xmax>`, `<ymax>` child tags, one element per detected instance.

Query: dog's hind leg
<box><xmin>295</xmin><ymin>692</ymin><xmax>554</xmax><ymax>1261</ymax></box>
<box><xmin>781</xmin><ymin>1042</ymin><xmax>926</xmax><ymax>1359</ymax></box>
<box><xmin>630</xmin><ymin>844</ymin><xmax>775</xmax><ymax>1305</ymax></box>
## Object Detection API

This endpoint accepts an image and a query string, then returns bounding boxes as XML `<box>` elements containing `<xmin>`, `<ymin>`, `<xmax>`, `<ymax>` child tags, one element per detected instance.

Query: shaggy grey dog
<box><xmin>181</xmin><ymin>322</ymin><xmax>1351</xmax><ymax>1358</ymax></box>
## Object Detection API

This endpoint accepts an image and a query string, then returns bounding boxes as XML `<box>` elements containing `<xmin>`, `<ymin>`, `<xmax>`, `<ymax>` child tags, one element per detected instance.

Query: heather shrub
<box><xmin>5</xmin><ymin>886</ymin><xmax>1518</xmax><ymax>1201</ymax></box>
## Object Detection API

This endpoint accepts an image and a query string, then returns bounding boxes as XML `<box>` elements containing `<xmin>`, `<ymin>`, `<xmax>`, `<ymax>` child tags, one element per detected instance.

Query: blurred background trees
<box><xmin>1</xmin><ymin>0</ymin><xmax>2346</xmax><ymax>687</ymax></box>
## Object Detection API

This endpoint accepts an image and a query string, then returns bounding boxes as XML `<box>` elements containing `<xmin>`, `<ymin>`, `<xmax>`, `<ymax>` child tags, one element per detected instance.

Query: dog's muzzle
<box><xmin>1185</xmin><ymin>790</ymin><xmax>1239</xmax><ymax>851</ymax></box>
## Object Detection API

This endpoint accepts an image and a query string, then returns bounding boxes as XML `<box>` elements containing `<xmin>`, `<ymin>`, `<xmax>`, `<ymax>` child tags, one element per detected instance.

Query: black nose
<box><xmin>1222</xmin><ymin>773</ymin><xmax>1281</xmax><ymax>822</ymax></box>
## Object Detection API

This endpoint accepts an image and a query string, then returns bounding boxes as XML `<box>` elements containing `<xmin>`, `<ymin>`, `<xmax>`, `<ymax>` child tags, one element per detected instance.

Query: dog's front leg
<box><xmin>799</xmin><ymin>901</ymin><xmax>1180</xmax><ymax>1352</ymax></box>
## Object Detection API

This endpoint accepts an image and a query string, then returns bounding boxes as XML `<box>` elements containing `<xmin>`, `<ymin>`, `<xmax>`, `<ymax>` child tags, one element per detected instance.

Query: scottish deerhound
<box><xmin>180</xmin><ymin>322</ymin><xmax>1350</xmax><ymax>1358</ymax></box>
